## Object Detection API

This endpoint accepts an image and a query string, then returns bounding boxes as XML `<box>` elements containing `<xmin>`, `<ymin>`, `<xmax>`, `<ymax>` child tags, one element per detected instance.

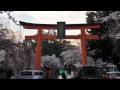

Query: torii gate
<box><xmin>19</xmin><ymin>21</ymin><xmax>101</xmax><ymax>70</ymax></box>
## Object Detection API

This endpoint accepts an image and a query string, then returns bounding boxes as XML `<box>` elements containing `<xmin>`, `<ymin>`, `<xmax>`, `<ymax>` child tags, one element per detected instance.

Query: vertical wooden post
<box><xmin>81</xmin><ymin>28</ymin><xmax>87</xmax><ymax>65</ymax></box>
<box><xmin>36</xmin><ymin>28</ymin><xmax>42</xmax><ymax>70</ymax></box>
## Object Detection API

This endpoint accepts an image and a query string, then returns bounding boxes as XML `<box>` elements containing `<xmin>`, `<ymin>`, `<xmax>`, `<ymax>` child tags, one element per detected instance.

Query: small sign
<box><xmin>57</xmin><ymin>22</ymin><xmax>66</xmax><ymax>39</ymax></box>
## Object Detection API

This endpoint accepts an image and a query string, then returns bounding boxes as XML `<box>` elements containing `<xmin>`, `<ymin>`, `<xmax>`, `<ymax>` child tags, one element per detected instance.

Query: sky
<box><xmin>0</xmin><ymin>11</ymin><xmax>87</xmax><ymax>36</ymax></box>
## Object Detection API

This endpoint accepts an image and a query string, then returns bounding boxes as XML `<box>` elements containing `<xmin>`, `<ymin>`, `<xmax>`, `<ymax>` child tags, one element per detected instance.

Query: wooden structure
<box><xmin>19</xmin><ymin>21</ymin><xmax>101</xmax><ymax>70</ymax></box>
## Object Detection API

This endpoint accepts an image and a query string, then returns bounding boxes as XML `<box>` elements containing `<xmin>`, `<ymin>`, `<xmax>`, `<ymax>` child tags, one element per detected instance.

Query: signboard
<box><xmin>57</xmin><ymin>22</ymin><xmax>66</xmax><ymax>39</ymax></box>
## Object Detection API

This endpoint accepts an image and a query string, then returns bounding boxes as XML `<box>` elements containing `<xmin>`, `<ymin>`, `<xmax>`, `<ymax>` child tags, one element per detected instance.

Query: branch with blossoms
<box><xmin>0</xmin><ymin>11</ymin><xmax>21</xmax><ymax>26</ymax></box>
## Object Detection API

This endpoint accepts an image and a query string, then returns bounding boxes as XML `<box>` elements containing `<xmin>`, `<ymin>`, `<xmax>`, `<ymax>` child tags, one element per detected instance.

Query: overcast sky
<box><xmin>0</xmin><ymin>11</ymin><xmax>87</xmax><ymax>36</ymax></box>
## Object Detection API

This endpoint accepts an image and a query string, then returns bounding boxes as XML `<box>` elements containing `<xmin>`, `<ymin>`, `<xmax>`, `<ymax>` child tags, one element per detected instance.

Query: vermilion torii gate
<box><xmin>19</xmin><ymin>21</ymin><xmax>101</xmax><ymax>70</ymax></box>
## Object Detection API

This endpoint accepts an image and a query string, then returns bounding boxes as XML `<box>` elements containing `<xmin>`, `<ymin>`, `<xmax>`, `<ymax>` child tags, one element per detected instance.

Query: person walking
<box><xmin>58</xmin><ymin>69</ymin><xmax>66</xmax><ymax>79</ymax></box>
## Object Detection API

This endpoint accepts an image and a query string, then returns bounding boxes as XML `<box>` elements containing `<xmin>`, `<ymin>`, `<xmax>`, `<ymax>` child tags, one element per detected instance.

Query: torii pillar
<box><xmin>19</xmin><ymin>21</ymin><xmax>101</xmax><ymax>70</ymax></box>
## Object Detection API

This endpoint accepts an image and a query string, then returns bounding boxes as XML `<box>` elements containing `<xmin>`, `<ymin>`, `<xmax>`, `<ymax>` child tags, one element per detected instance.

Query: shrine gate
<box><xmin>19</xmin><ymin>21</ymin><xmax>101</xmax><ymax>70</ymax></box>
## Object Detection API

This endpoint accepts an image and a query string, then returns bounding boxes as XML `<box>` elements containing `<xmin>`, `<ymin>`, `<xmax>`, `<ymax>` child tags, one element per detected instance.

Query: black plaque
<box><xmin>57</xmin><ymin>22</ymin><xmax>66</xmax><ymax>39</ymax></box>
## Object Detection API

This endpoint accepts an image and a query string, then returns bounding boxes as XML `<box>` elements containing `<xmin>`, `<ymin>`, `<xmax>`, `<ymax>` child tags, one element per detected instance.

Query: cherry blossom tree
<box><xmin>60</xmin><ymin>46</ymin><xmax>95</xmax><ymax>68</ymax></box>
<box><xmin>41</xmin><ymin>54</ymin><xmax>62</xmax><ymax>69</ymax></box>
<box><xmin>94</xmin><ymin>11</ymin><xmax>120</xmax><ymax>70</ymax></box>
<box><xmin>95</xmin><ymin>11</ymin><xmax>120</xmax><ymax>40</ymax></box>
<box><xmin>0</xmin><ymin>28</ymin><xmax>35</xmax><ymax>75</ymax></box>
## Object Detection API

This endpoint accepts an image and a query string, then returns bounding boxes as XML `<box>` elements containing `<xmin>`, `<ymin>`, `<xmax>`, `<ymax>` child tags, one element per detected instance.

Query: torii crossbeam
<box><xmin>20</xmin><ymin>21</ymin><xmax>101</xmax><ymax>70</ymax></box>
